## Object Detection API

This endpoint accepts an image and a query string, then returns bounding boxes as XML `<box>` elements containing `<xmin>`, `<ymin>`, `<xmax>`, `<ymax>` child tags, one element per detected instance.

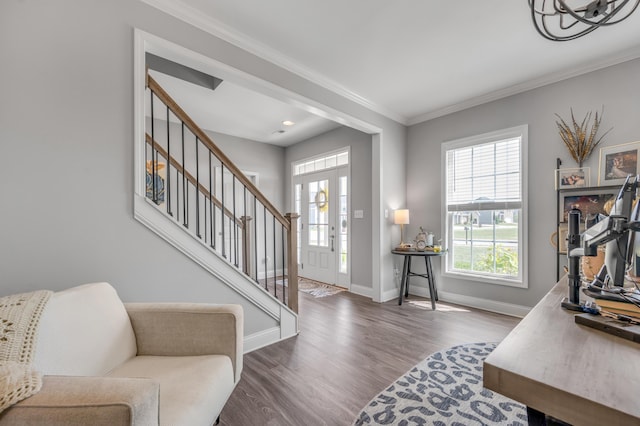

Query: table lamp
<box><xmin>394</xmin><ymin>209</ymin><xmax>410</xmax><ymax>248</ymax></box>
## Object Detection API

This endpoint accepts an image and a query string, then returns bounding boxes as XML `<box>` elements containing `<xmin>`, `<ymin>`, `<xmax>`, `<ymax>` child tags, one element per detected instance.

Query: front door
<box><xmin>298</xmin><ymin>170</ymin><xmax>337</xmax><ymax>284</ymax></box>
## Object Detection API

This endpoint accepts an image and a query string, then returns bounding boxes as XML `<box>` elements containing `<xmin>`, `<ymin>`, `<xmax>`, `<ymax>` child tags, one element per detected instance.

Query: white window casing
<box><xmin>441</xmin><ymin>125</ymin><xmax>528</xmax><ymax>288</ymax></box>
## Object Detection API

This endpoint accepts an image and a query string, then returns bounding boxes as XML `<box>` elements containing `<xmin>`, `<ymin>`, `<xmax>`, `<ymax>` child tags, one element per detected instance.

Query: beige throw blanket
<box><xmin>0</xmin><ymin>289</ymin><xmax>52</xmax><ymax>413</ymax></box>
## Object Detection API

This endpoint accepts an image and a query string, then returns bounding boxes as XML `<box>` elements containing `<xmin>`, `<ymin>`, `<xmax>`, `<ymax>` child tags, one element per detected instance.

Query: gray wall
<box><xmin>407</xmin><ymin>58</ymin><xmax>640</xmax><ymax>308</ymax></box>
<box><xmin>206</xmin><ymin>130</ymin><xmax>286</xmax><ymax>212</ymax></box>
<box><xmin>285</xmin><ymin>126</ymin><xmax>373</xmax><ymax>289</ymax></box>
<box><xmin>0</xmin><ymin>0</ymin><xmax>406</xmax><ymax>328</ymax></box>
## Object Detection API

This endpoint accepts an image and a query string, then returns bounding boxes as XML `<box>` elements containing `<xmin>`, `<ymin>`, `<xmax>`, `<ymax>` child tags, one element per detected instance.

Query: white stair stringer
<box><xmin>134</xmin><ymin>195</ymin><xmax>299</xmax><ymax>350</ymax></box>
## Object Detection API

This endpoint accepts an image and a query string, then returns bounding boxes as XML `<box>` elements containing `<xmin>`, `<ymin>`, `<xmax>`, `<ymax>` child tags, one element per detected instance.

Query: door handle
<box><xmin>330</xmin><ymin>235</ymin><xmax>335</xmax><ymax>252</ymax></box>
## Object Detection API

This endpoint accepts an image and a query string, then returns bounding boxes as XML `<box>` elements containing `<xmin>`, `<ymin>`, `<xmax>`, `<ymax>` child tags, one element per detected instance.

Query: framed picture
<box><xmin>558</xmin><ymin>187</ymin><xmax>618</xmax><ymax>223</ymax></box>
<box><xmin>555</xmin><ymin>167</ymin><xmax>589</xmax><ymax>189</ymax></box>
<box><xmin>598</xmin><ymin>141</ymin><xmax>640</xmax><ymax>186</ymax></box>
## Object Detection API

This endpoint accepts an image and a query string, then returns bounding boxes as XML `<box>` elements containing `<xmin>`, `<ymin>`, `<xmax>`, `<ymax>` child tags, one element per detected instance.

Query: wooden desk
<box><xmin>483</xmin><ymin>276</ymin><xmax>640</xmax><ymax>425</ymax></box>
<box><xmin>391</xmin><ymin>249</ymin><xmax>446</xmax><ymax>310</ymax></box>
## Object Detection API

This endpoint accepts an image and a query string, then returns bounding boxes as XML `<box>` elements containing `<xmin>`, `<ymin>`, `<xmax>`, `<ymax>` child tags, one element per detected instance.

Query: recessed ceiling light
<box><xmin>282</xmin><ymin>120</ymin><xmax>295</xmax><ymax>126</ymax></box>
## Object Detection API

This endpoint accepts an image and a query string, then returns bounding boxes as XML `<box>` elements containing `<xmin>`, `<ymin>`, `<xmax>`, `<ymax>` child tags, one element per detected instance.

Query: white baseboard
<box><xmin>243</xmin><ymin>318</ymin><xmax>299</xmax><ymax>354</ymax></box>
<box><xmin>407</xmin><ymin>286</ymin><xmax>530</xmax><ymax>318</ymax></box>
<box><xmin>243</xmin><ymin>327</ymin><xmax>281</xmax><ymax>353</ymax></box>
<box><xmin>350</xmin><ymin>283</ymin><xmax>373</xmax><ymax>298</ymax></box>
<box><xmin>382</xmin><ymin>287</ymin><xmax>400</xmax><ymax>302</ymax></box>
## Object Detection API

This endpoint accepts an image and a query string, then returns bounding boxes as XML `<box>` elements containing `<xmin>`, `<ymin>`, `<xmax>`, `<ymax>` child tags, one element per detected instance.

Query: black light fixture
<box><xmin>529</xmin><ymin>0</ymin><xmax>640</xmax><ymax>41</ymax></box>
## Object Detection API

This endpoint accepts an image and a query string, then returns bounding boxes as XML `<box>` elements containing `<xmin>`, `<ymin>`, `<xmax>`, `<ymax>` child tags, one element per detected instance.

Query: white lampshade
<box><xmin>394</xmin><ymin>209</ymin><xmax>410</xmax><ymax>225</ymax></box>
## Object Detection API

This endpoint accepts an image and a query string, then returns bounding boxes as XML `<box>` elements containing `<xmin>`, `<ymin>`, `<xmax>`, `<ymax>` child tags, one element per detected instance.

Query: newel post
<box><xmin>241</xmin><ymin>216</ymin><xmax>252</xmax><ymax>276</ymax></box>
<box><xmin>285</xmin><ymin>213</ymin><xmax>299</xmax><ymax>313</ymax></box>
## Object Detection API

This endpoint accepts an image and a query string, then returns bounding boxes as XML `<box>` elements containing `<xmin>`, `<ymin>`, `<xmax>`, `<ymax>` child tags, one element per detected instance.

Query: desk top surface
<box><xmin>483</xmin><ymin>276</ymin><xmax>640</xmax><ymax>425</ymax></box>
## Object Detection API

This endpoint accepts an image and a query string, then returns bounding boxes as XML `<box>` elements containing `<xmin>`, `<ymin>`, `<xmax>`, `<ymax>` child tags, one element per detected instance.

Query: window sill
<box><xmin>443</xmin><ymin>270</ymin><xmax>527</xmax><ymax>289</ymax></box>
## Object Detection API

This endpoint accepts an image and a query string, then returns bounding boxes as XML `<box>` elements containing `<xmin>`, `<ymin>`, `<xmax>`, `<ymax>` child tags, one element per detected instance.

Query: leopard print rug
<box><xmin>354</xmin><ymin>342</ymin><xmax>527</xmax><ymax>426</ymax></box>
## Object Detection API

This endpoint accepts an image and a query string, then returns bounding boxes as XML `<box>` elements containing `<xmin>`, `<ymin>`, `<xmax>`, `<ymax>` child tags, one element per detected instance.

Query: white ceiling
<box><xmin>150</xmin><ymin>70</ymin><xmax>341</xmax><ymax>146</ymax></box>
<box><xmin>146</xmin><ymin>0</ymin><xmax>640</xmax><ymax>144</ymax></box>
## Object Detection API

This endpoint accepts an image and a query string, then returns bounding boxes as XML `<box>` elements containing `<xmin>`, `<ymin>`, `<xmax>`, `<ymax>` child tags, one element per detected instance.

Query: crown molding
<box><xmin>408</xmin><ymin>46</ymin><xmax>640</xmax><ymax>126</ymax></box>
<box><xmin>140</xmin><ymin>0</ymin><xmax>408</xmax><ymax>125</ymax></box>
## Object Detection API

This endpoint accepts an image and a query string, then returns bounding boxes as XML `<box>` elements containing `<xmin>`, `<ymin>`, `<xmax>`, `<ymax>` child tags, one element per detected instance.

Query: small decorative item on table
<box><xmin>413</xmin><ymin>227</ymin><xmax>438</xmax><ymax>251</ymax></box>
<box><xmin>414</xmin><ymin>227</ymin><xmax>427</xmax><ymax>251</ymax></box>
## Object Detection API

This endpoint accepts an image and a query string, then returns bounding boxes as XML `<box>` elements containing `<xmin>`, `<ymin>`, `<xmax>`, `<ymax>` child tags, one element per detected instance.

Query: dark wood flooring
<box><xmin>219</xmin><ymin>289</ymin><xmax>521</xmax><ymax>426</ymax></box>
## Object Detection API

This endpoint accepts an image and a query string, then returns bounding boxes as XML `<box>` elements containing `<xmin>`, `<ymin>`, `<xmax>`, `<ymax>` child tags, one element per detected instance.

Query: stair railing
<box><xmin>145</xmin><ymin>73</ymin><xmax>299</xmax><ymax>313</ymax></box>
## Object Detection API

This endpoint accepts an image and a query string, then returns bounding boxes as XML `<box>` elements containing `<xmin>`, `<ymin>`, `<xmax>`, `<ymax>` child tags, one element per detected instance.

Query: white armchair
<box><xmin>0</xmin><ymin>282</ymin><xmax>243</xmax><ymax>426</ymax></box>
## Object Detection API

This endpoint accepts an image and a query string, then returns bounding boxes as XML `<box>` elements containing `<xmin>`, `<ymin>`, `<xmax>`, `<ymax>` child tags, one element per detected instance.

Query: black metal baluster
<box><xmin>209</xmin><ymin>152</ymin><xmax>214</xmax><ymax>248</ymax></box>
<box><xmin>175</xmin><ymin>132</ymin><xmax>180</xmax><ymax>223</ymax></box>
<box><xmin>233</xmin><ymin>176</ymin><xmax>238</xmax><ymax>267</ymax></box>
<box><xmin>203</xmin><ymin>178</ymin><xmax>207</xmax><ymax>244</ymax></box>
<box><xmin>254</xmin><ymin>195</ymin><xmax>258</xmax><ymax>283</ymax></box>
<box><xmin>195</xmin><ymin>138</ymin><xmax>201</xmax><ymax>238</ymax></box>
<box><xmin>182</xmin><ymin>123</ymin><xmax>188</xmax><ymax>228</ymax></box>
<box><xmin>263</xmin><ymin>204</ymin><xmax>267</xmax><ymax>290</ymax></box>
<box><xmin>243</xmin><ymin>186</ymin><xmax>247</xmax><ymax>274</ymax></box>
<box><xmin>282</xmin><ymin>223</ymin><xmax>286</xmax><ymax>305</ymax></box>
<box><xmin>221</xmin><ymin>165</ymin><xmax>226</xmax><ymax>258</ymax></box>
<box><xmin>166</xmin><ymin>105</ymin><xmax>172</xmax><ymax>216</ymax></box>
<box><xmin>150</xmin><ymin>91</ymin><xmax>157</xmax><ymax>203</ymax></box>
<box><xmin>145</xmin><ymin>90</ymin><xmax>149</xmax><ymax>195</ymax></box>
<box><xmin>213</xmin><ymin>159</ymin><xmax>217</xmax><ymax>251</ymax></box>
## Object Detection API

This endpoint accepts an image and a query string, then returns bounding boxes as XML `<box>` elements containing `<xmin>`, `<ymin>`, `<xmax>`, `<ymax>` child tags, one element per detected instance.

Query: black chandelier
<box><xmin>529</xmin><ymin>0</ymin><xmax>640</xmax><ymax>41</ymax></box>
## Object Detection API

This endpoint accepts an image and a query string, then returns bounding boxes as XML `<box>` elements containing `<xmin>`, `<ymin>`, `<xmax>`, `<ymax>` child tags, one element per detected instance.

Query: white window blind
<box><xmin>446</xmin><ymin>138</ymin><xmax>521</xmax><ymax>212</ymax></box>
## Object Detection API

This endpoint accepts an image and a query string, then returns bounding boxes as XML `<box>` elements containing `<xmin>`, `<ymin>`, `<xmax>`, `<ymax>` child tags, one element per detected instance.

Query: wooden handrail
<box><xmin>147</xmin><ymin>75</ymin><xmax>290</xmax><ymax>230</ymax></box>
<box><xmin>145</xmin><ymin>133</ymin><xmax>243</xmax><ymax>228</ymax></box>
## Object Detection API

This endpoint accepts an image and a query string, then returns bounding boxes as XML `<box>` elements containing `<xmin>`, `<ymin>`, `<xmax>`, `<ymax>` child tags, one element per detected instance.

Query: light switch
<box><xmin>354</xmin><ymin>210</ymin><xmax>364</xmax><ymax>219</ymax></box>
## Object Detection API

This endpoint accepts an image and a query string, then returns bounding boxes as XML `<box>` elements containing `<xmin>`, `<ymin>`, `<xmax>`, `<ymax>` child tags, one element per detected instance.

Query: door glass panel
<box><xmin>308</xmin><ymin>179</ymin><xmax>329</xmax><ymax>247</ymax></box>
<box><xmin>339</xmin><ymin>176</ymin><xmax>348</xmax><ymax>273</ymax></box>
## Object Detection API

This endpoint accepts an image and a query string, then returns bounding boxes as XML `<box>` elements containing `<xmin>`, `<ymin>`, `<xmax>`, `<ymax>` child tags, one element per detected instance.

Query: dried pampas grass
<box><xmin>556</xmin><ymin>107</ymin><xmax>612</xmax><ymax>167</ymax></box>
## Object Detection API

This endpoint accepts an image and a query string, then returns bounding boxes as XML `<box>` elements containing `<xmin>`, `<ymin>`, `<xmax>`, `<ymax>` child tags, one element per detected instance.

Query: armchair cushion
<box><xmin>107</xmin><ymin>355</ymin><xmax>234</xmax><ymax>426</ymax></box>
<box><xmin>33</xmin><ymin>283</ymin><xmax>137</xmax><ymax>376</ymax></box>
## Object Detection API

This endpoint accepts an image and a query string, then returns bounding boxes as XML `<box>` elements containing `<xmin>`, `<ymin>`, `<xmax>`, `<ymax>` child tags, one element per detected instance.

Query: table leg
<box><xmin>405</xmin><ymin>256</ymin><xmax>412</xmax><ymax>298</ymax></box>
<box><xmin>398</xmin><ymin>255</ymin><xmax>409</xmax><ymax>305</ymax></box>
<box><xmin>526</xmin><ymin>407</ymin><xmax>546</xmax><ymax>426</ymax></box>
<box><xmin>526</xmin><ymin>406</ymin><xmax>572</xmax><ymax>425</ymax></box>
<box><xmin>425</xmin><ymin>257</ymin><xmax>436</xmax><ymax>310</ymax></box>
<box><xmin>426</xmin><ymin>256</ymin><xmax>439</xmax><ymax>301</ymax></box>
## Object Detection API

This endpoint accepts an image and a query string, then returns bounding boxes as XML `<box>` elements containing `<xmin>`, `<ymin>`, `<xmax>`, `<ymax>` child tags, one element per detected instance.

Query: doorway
<box><xmin>293</xmin><ymin>151</ymin><xmax>350</xmax><ymax>288</ymax></box>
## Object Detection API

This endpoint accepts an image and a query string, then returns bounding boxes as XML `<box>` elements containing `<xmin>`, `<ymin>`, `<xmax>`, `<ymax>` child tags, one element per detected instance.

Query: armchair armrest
<box><xmin>0</xmin><ymin>376</ymin><xmax>159</xmax><ymax>426</ymax></box>
<box><xmin>125</xmin><ymin>303</ymin><xmax>243</xmax><ymax>383</ymax></box>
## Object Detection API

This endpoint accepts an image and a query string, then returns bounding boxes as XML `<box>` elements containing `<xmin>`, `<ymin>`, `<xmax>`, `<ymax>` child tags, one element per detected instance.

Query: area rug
<box><xmin>298</xmin><ymin>277</ymin><xmax>346</xmax><ymax>298</ymax></box>
<box><xmin>353</xmin><ymin>342</ymin><xmax>528</xmax><ymax>426</ymax></box>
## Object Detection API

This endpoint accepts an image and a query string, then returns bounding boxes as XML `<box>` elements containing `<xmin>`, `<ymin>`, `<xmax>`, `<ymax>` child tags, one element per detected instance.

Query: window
<box><xmin>442</xmin><ymin>125</ymin><xmax>527</xmax><ymax>287</ymax></box>
<box><xmin>293</xmin><ymin>150</ymin><xmax>349</xmax><ymax>176</ymax></box>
